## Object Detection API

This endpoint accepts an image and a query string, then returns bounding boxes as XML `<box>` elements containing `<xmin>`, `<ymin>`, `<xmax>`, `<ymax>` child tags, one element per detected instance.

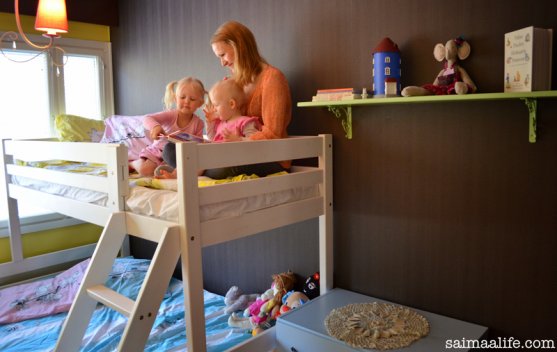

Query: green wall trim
<box><xmin>0</xmin><ymin>223</ymin><xmax>102</xmax><ymax>263</ymax></box>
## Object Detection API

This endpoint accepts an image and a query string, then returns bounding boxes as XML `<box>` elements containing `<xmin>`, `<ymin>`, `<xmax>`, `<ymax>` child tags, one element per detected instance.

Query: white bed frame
<box><xmin>1</xmin><ymin>138</ymin><xmax>129</xmax><ymax>283</ymax></box>
<box><xmin>1</xmin><ymin>135</ymin><xmax>333</xmax><ymax>351</ymax></box>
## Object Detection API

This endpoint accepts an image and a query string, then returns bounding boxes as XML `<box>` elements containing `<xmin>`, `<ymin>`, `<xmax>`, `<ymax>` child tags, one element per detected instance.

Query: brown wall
<box><xmin>112</xmin><ymin>0</ymin><xmax>557</xmax><ymax>340</ymax></box>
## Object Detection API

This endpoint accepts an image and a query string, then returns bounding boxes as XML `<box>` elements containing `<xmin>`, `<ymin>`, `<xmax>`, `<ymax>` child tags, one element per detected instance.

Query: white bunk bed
<box><xmin>1</xmin><ymin>135</ymin><xmax>333</xmax><ymax>351</ymax></box>
<box><xmin>1</xmin><ymin>138</ymin><xmax>129</xmax><ymax>282</ymax></box>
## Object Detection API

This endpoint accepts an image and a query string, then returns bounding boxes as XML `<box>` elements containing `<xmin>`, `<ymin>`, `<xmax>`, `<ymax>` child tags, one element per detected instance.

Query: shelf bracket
<box><xmin>327</xmin><ymin>105</ymin><xmax>352</xmax><ymax>139</ymax></box>
<box><xmin>521</xmin><ymin>98</ymin><xmax>537</xmax><ymax>143</ymax></box>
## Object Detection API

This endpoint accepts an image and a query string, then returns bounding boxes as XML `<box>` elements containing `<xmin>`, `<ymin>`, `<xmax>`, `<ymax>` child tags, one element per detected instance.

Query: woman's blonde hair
<box><xmin>163</xmin><ymin>76</ymin><xmax>206</xmax><ymax>110</ymax></box>
<box><xmin>211</xmin><ymin>21</ymin><xmax>267</xmax><ymax>87</ymax></box>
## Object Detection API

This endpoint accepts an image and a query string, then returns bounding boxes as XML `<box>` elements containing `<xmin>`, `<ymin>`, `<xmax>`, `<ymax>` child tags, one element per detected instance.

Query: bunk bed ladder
<box><xmin>55</xmin><ymin>212</ymin><xmax>181</xmax><ymax>352</ymax></box>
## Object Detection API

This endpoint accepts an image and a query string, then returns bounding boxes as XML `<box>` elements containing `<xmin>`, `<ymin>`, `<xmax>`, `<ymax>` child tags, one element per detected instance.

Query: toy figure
<box><xmin>302</xmin><ymin>272</ymin><xmax>320</xmax><ymax>299</ymax></box>
<box><xmin>227</xmin><ymin>270</ymin><xmax>297</xmax><ymax>333</ymax></box>
<box><xmin>372</xmin><ymin>37</ymin><xmax>402</xmax><ymax>97</ymax></box>
<box><xmin>223</xmin><ymin>286</ymin><xmax>259</xmax><ymax>314</ymax></box>
<box><xmin>402</xmin><ymin>36</ymin><xmax>477</xmax><ymax>96</ymax></box>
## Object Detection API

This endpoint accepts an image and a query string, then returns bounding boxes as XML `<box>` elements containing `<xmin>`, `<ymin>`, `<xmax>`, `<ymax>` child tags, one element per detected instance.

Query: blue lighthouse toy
<box><xmin>372</xmin><ymin>37</ymin><xmax>401</xmax><ymax>97</ymax></box>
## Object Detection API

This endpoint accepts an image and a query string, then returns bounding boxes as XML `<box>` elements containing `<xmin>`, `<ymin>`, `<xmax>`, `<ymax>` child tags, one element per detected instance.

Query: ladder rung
<box><xmin>87</xmin><ymin>284</ymin><xmax>134</xmax><ymax>317</ymax></box>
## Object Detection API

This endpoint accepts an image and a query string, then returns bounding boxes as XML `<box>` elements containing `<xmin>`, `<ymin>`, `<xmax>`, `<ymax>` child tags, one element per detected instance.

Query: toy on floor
<box><xmin>402</xmin><ymin>36</ymin><xmax>477</xmax><ymax>96</ymax></box>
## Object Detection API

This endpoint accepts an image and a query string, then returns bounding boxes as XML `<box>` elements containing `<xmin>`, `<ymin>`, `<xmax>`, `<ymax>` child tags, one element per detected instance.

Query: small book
<box><xmin>312</xmin><ymin>94</ymin><xmax>362</xmax><ymax>102</ymax></box>
<box><xmin>165</xmin><ymin>131</ymin><xmax>208</xmax><ymax>143</ymax></box>
<box><xmin>504</xmin><ymin>26</ymin><xmax>553</xmax><ymax>92</ymax></box>
<box><xmin>313</xmin><ymin>88</ymin><xmax>365</xmax><ymax>101</ymax></box>
<box><xmin>316</xmin><ymin>88</ymin><xmax>355</xmax><ymax>94</ymax></box>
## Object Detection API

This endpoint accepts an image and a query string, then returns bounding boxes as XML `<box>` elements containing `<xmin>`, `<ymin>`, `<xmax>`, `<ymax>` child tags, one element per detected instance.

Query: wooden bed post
<box><xmin>105</xmin><ymin>144</ymin><xmax>131</xmax><ymax>257</ymax></box>
<box><xmin>176</xmin><ymin>142</ymin><xmax>207</xmax><ymax>351</ymax></box>
<box><xmin>319</xmin><ymin>134</ymin><xmax>333</xmax><ymax>294</ymax></box>
<box><xmin>1</xmin><ymin>139</ymin><xmax>23</xmax><ymax>264</ymax></box>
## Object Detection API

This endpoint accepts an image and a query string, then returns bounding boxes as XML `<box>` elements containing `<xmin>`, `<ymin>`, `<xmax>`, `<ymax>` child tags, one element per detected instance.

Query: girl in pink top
<box><xmin>130</xmin><ymin>77</ymin><xmax>205</xmax><ymax>176</ymax></box>
<box><xmin>206</xmin><ymin>79</ymin><xmax>262</xmax><ymax>142</ymax></box>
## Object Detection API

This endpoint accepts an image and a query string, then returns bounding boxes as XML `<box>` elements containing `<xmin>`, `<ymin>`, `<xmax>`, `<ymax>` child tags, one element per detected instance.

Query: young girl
<box><xmin>206</xmin><ymin>78</ymin><xmax>261</xmax><ymax>142</ymax></box>
<box><xmin>130</xmin><ymin>77</ymin><xmax>205</xmax><ymax>176</ymax></box>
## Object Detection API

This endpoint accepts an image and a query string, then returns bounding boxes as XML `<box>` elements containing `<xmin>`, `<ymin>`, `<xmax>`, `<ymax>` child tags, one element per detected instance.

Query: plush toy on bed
<box><xmin>302</xmin><ymin>272</ymin><xmax>320</xmax><ymax>299</ymax></box>
<box><xmin>401</xmin><ymin>36</ymin><xmax>477</xmax><ymax>96</ymax></box>
<box><xmin>227</xmin><ymin>270</ymin><xmax>297</xmax><ymax>333</ymax></box>
<box><xmin>223</xmin><ymin>286</ymin><xmax>259</xmax><ymax>315</ymax></box>
<box><xmin>279</xmin><ymin>290</ymin><xmax>309</xmax><ymax>315</ymax></box>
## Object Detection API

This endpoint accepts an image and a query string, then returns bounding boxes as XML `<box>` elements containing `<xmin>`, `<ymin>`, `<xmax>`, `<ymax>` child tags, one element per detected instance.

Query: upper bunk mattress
<box><xmin>10</xmin><ymin>162</ymin><xmax>317</xmax><ymax>223</ymax></box>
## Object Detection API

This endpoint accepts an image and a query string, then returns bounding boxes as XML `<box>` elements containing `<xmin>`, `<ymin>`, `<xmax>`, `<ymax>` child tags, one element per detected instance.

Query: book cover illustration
<box><xmin>504</xmin><ymin>26</ymin><xmax>553</xmax><ymax>92</ymax></box>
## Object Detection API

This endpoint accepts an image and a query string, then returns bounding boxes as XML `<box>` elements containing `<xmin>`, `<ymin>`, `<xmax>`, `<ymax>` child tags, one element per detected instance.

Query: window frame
<box><xmin>0</xmin><ymin>31</ymin><xmax>114</xmax><ymax>130</ymax></box>
<box><xmin>0</xmin><ymin>31</ymin><xmax>114</xmax><ymax>234</ymax></box>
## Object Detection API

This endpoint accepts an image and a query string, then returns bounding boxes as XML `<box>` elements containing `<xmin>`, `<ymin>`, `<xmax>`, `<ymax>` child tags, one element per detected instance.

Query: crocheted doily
<box><xmin>324</xmin><ymin>302</ymin><xmax>429</xmax><ymax>350</ymax></box>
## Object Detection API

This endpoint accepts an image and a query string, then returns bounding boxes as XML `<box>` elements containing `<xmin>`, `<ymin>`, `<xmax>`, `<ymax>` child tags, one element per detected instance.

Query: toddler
<box><xmin>206</xmin><ymin>78</ymin><xmax>262</xmax><ymax>141</ymax></box>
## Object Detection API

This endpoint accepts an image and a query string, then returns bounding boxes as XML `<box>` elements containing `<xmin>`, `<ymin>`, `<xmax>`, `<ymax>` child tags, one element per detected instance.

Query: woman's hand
<box><xmin>150</xmin><ymin>125</ymin><xmax>164</xmax><ymax>140</ymax></box>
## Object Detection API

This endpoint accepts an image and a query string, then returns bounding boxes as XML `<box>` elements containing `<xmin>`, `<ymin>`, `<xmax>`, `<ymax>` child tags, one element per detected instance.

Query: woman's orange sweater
<box><xmin>245</xmin><ymin>65</ymin><xmax>292</xmax><ymax>168</ymax></box>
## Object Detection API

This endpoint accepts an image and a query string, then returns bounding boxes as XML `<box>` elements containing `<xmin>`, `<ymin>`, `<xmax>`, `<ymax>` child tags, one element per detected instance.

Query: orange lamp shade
<box><xmin>34</xmin><ymin>0</ymin><xmax>68</xmax><ymax>36</ymax></box>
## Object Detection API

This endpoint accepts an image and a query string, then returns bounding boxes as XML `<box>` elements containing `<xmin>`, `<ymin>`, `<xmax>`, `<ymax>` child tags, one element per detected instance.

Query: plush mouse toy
<box><xmin>402</xmin><ymin>36</ymin><xmax>477</xmax><ymax>96</ymax></box>
<box><xmin>223</xmin><ymin>286</ymin><xmax>259</xmax><ymax>315</ymax></box>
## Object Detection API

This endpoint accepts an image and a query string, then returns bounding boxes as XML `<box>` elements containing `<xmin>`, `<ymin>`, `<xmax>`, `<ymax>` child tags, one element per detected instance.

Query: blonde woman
<box><xmin>163</xmin><ymin>21</ymin><xmax>292</xmax><ymax>179</ymax></box>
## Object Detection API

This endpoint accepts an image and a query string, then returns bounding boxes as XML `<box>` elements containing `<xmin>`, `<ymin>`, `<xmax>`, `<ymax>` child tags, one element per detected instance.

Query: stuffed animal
<box><xmin>227</xmin><ymin>271</ymin><xmax>297</xmax><ymax>331</ymax></box>
<box><xmin>228</xmin><ymin>288</ymin><xmax>274</xmax><ymax>330</ymax></box>
<box><xmin>270</xmin><ymin>271</ymin><xmax>296</xmax><ymax>306</ymax></box>
<box><xmin>223</xmin><ymin>286</ymin><xmax>259</xmax><ymax>315</ymax></box>
<box><xmin>279</xmin><ymin>290</ymin><xmax>309</xmax><ymax>315</ymax></box>
<box><xmin>302</xmin><ymin>272</ymin><xmax>320</xmax><ymax>299</ymax></box>
<box><xmin>402</xmin><ymin>36</ymin><xmax>477</xmax><ymax>96</ymax></box>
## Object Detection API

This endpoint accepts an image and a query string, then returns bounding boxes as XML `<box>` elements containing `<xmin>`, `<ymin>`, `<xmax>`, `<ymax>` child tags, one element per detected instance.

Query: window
<box><xmin>385</xmin><ymin>67</ymin><xmax>391</xmax><ymax>75</ymax></box>
<box><xmin>0</xmin><ymin>32</ymin><xmax>114</xmax><ymax>232</ymax></box>
<box><xmin>384</xmin><ymin>56</ymin><xmax>391</xmax><ymax>63</ymax></box>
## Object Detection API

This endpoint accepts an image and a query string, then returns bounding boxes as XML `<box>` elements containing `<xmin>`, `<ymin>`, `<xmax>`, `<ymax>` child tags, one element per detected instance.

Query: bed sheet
<box><xmin>0</xmin><ymin>257</ymin><xmax>252</xmax><ymax>352</ymax></box>
<box><xmin>10</xmin><ymin>161</ymin><xmax>317</xmax><ymax>222</ymax></box>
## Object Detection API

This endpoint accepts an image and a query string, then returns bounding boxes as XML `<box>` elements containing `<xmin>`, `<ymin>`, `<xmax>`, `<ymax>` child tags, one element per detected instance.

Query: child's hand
<box><xmin>150</xmin><ymin>125</ymin><xmax>164</xmax><ymax>140</ymax></box>
<box><xmin>222</xmin><ymin>128</ymin><xmax>241</xmax><ymax>141</ymax></box>
<box><xmin>203</xmin><ymin>103</ymin><xmax>218</xmax><ymax>122</ymax></box>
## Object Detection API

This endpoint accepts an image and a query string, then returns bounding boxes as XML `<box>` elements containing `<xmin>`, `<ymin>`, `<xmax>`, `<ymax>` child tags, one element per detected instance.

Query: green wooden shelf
<box><xmin>297</xmin><ymin>91</ymin><xmax>557</xmax><ymax>142</ymax></box>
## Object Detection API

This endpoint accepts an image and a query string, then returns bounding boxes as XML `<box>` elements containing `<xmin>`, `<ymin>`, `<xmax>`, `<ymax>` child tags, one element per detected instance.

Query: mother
<box><xmin>163</xmin><ymin>20</ymin><xmax>292</xmax><ymax>179</ymax></box>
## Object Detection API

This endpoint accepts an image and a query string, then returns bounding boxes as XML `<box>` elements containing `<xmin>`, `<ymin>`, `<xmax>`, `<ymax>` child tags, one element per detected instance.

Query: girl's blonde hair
<box><xmin>163</xmin><ymin>76</ymin><xmax>206</xmax><ymax>110</ymax></box>
<box><xmin>211</xmin><ymin>21</ymin><xmax>267</xmax><ymax>87</ymax></box>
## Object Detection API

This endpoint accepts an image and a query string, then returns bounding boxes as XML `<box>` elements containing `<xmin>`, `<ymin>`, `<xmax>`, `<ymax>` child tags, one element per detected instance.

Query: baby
<box><xmin>206</xmin><ymin>78</ymin><xmax>262</xmax><ymax>141</ymax></box>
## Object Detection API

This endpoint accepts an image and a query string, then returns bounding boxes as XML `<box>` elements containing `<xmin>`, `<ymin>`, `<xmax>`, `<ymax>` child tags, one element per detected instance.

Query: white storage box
<box><xmin>276</xmin><ymin>288</ymin><xmax>487</xmax><ymax>352</ymax></box>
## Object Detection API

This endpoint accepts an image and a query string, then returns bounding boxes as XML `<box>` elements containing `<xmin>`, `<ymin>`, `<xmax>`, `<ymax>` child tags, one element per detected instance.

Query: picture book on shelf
<box><xmin>504</xmin><ymin>26</ymin><xmax>553</xmax><ymax>92</ymax></box>
<box><xmin>312</xmin><ymin>88</ymin><xmax>366</xmax><ymax>101</ymax></box>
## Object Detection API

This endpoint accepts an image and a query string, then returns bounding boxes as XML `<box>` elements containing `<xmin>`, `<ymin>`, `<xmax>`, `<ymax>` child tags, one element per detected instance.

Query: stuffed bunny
<box><xmin>402</xmin><ymin>37</ymin><xmax>477</xmax><ymax>96</ymax></box>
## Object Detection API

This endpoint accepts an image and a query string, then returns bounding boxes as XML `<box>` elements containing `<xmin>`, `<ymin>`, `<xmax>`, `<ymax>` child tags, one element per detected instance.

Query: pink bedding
<box><xmin>100</xmin><ymin>115</ymin><xmax>151</xmax><ymax>161</ymax></box>
<box><xmin>0</xmin><ymin>259</ymin><xmax>89</xmax><ymax>324</ymax></box>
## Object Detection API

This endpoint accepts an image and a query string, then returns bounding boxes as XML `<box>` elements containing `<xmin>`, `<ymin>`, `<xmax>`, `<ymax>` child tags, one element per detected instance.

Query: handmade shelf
<box><xmin>297</xmin><ymin>91</ymin><xmax>557</xmax><ymax>142</ymax></box>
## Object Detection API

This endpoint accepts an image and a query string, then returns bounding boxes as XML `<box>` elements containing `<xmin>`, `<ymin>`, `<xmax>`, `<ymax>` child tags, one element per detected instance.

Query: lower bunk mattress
<box><xmin>0</xmin><ymin>257</ymin><xmax>252</xmax><ymax>352</ymax></box>
<box><xmin>10</xmin><ymin>161</ymin><xmax>316</xmax><ymax>222</ymax></box>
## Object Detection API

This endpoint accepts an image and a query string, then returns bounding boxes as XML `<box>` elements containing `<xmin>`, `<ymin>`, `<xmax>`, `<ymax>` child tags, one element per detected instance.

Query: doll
<box><xmin>402</xmin><ymin>37</ymin><xmax>477</xmax><ymax>96</ymax></box>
